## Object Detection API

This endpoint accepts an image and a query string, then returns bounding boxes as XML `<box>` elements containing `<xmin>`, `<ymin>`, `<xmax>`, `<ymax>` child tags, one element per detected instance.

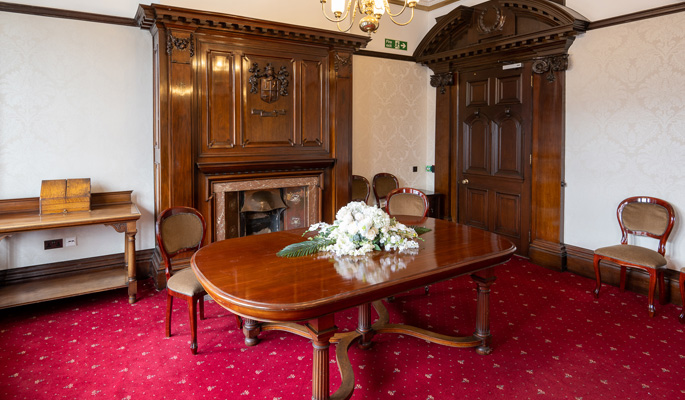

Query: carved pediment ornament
<box><xmin>248</xmin><ymin>62</ymin><xmax>290</xmax><ymax>104</ymax></box>
<box><xmin>477</xmin><ymin>6</ymin><xmax>506</xmax><ymax>34</ymax></box>
<box><xmin>430</xmin><ymin>72</ymin><xmax>454</xmax><ymax>95</ymax></box>
<box><xmin>532</xmin><ymin>55</ymin><xmax>569</xmax><ymax>82</ymax></box>
<box><xmin>166</xmin><ymin>31</ymin><xmax>194</xmax><ymax>57</ymax></box>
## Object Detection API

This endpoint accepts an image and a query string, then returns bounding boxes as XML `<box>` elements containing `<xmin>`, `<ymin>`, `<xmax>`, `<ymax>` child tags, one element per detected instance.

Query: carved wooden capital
<box><xmin>532</xmin><ymin>55</ymin><xmax>568</xmax><ymax>82</ymax></box>
<box><xmin>430</xmin><ymin>72</ymin><xmax>454</xmax><ymax>94</ymax></box>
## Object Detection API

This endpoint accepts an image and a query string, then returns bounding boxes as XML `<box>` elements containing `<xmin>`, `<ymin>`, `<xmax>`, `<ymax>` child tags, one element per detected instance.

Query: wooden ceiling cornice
<box><xmin>135</xmin><ymin>4</ymin><xmax>371</xmax><ymax>50</ymax></box>
<box><xmin>414</xmin><ymin>0</ymin><xmax>589</xmax><ymax>71</ymax></box>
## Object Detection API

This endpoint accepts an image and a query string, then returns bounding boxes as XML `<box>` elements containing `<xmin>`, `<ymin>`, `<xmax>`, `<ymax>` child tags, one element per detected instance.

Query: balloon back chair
<box><xmin>385</xmin><ymin>187</ymin><xmax>429</xmax><ymax>221</ymax></box>
<box><xmin>156</xmin><ymin>206</ymin><xmax>240</xmax><ymax>354</ymax></box>
<box><xmin>372</xmin><ymin>173</ymin><xmax>399</xmax><ymax>208</ymax></box>
<box><xmin>593</xmin><ymin>196</ymin><xmax>676</xmax><ymax>317</ymax></box>
<box><xmin>386</xmin><ymin>187</ymin><xmax>430</xmax><ymax>294</ymax></box>
<box><xmin>351</xmin><ymin>175</ymin><xmax>370</xmax><ymax>203</ymax></box>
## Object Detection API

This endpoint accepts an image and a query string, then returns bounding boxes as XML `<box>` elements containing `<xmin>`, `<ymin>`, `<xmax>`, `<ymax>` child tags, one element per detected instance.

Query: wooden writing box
<box><xmin>40</xmin><ymin>178</ymin><xmax>91</xmax><ymax>214</ymax></box>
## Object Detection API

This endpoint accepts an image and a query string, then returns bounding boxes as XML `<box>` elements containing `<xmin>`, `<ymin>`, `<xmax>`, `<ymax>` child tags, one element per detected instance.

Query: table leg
<box><xmin>471</xmin><ymin>268</ymin><xmax>496</xmax><ymax>355</ymax></box>
<box><xmin>243</xmin><ymin>318</ymin><xmax>261</xmax><ymax>346</ymax></box>
<box><xmin>125</xmin><ymin>226</ymin><xmax>137</xmax><ymax>304</ymax></box>
<box><xmin>306</xmin><ymin>314</ymin><xmax>337</xmax><ymax>400</ymax></box>
<box><xmin>357</xmin><ymin>303</ymin><xmax>374</xmax><ymax>350</ymax></box>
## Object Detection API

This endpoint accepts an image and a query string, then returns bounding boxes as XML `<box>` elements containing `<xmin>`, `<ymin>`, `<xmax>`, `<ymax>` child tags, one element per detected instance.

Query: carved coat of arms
<box><xmin>248</xmin><ymin>63</ymin><xmax>290</xmax><ymax>104</ymax></box>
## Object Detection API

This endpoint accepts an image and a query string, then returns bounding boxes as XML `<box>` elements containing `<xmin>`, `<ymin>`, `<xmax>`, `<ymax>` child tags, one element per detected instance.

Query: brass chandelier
<box><xmin>320</xmin><ymin>0</ymin><xmax>419</xmax><ymax>34</ymax></box>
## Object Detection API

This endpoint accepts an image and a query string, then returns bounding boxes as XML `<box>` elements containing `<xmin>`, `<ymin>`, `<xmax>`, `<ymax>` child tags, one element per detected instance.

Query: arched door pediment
<box><xmin>414</xmin><ymin>0</ymin><xmax>589</xmax><ymax>71</ymax></box>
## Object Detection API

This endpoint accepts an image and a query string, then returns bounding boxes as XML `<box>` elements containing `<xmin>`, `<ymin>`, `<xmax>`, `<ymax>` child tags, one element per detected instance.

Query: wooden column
<box><xmin>530</xmin><ymin>55</ymin><xmax>568</xmax><ymax>270</ymax></box>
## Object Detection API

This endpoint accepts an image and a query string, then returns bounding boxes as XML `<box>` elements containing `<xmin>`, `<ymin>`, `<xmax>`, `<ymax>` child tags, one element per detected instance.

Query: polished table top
<box><xmin>192</xmin><ymin>217</ymin><xmax>516</xmax><ymax>323</ymax></box>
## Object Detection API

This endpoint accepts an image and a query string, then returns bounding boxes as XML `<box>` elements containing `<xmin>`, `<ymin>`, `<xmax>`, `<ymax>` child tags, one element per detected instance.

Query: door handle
<box><xmin>461</xmin><ymin>179</ymin><xmax>469</xmax><ymax>185</ymax></box>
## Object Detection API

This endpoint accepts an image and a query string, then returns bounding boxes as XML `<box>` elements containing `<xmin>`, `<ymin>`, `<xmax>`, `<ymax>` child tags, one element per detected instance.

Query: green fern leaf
<box><xmin>410</xmin><ymin>226</ymin><xmax>431</xmax><ymax>235</ymax></box>
<box><xmin>277</xmin><ymin>238</ymin><xmax>333</xmax><ymax>258</ymax></box>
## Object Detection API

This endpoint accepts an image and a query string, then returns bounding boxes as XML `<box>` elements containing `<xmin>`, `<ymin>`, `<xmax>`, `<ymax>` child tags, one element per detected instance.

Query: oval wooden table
<box><xmin>192</xmin><ymin>217</ymin><xmax>516</xmax><ymax>400</ymax></box>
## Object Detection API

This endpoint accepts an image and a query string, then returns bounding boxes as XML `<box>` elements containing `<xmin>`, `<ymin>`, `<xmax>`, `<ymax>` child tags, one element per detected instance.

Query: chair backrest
<box><xmin>156</xmin><ymin>206</ymin><xmax>207</xmax><ymax>279</ymax></box>
<box><xmin>372</xmin><ymin>173</ymin><xmax>399</xmax><ymax>207</ymax></box>
<box><xmin>617</xmin><ymin>196</ymin><xmax>675</xmax><ymax>255</ymax></box>
<box><xmin>386</xmin><ymin>188</ymin><xmax>429</xmax><ymax>219</ymax></box>
<box><xmin>351</xmin><ymin>175</ymin><xmax>370</xmax><ymax>203</ymax></box>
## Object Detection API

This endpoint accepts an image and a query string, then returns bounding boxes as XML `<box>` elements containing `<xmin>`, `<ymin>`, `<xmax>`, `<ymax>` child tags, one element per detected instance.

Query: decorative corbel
<box><xmin>430</xmin><ymin>72</ymin><xmax>454</xmax><ymax>95</ymax></box>
<box><xmin>334</xmin><ymin>53</ymin><xmax>352</xmax><ymax>78</ymax></box>
<box><xmin>532</xmin><ymin>55</ymin><xmax>569</xmax><ymax>83</ymax></box>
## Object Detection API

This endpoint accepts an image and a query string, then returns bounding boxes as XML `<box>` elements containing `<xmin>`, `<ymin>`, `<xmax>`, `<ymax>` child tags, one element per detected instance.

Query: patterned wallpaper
<box><xmin>565</xmin><ymin>12</ymin><xmax>685</xmax><ymax>267</ymax></box>
<box><xmin>0</xmin><ymin>13</ymin><xmax>154</xmax><ymax>268</ymax></box>
<box><xmin>352</xmin><ymin>56</ymin><xmax>436</xmax><ymax>205</ymax></box>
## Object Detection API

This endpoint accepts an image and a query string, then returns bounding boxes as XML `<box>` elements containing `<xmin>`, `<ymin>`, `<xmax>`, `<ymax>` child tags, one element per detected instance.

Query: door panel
<box><xmin>458</xmin><ymin>66</ymin><xmax>532</xmax><ymax>255</ymax></box>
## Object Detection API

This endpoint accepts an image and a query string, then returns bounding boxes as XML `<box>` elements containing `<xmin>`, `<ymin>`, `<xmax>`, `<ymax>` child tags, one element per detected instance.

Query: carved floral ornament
<box><xmin>166</xmin><ymin>31</ymin><xmax>194</xmax><ymax>57</ymax></box>
<box><xmin>430</xmin><ymin>72</ymin><xmax>454</xmax><ymax>95</ymax></box>
<box><xmin>532</xmin><ymin>55</ymin><xmax>569</xmax><ymax>82</ymax></box>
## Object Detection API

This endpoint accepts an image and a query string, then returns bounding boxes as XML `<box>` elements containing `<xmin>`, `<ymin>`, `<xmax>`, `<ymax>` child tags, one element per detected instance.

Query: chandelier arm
<box><xmin>320</xmin><ymin>0</ymin><xmax>354</xmax><ymax>23</ymax></box>
<box><xmin>385</xmin><ymin>8</ymin><xmax>415</xmax><ymax>26</ymax></box>
<box><xmin>336</xmin><ymin>3</ymin><xmax>358</xmax><ymax>33</ymax></box>
<box><xmin>382</xmin><ymin>0</ymin><xmax>409</xmax><ymax>18</ymax></box>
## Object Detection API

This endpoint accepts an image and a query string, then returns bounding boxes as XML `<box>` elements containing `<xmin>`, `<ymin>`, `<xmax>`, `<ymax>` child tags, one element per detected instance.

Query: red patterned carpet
<box><xmin>1</xmin><ymin>256</ymin><xmax>683</xmax><ymax>399</ymax></box>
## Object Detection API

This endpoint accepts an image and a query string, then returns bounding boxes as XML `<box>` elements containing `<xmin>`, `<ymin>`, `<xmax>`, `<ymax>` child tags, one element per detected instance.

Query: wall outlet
<box><xmin>44</xmin><ymin>239</ymin><xmax>63</xmax><ymax>250</ymax></box>
<box><xmin>65</xmin><ymin>237</ymin><xmax>77</xmax><ymax>247</ymax></box>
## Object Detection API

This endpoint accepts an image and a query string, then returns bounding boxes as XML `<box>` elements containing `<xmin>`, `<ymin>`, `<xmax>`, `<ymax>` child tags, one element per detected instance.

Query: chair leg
<box><xmin>679</xmin><ymin>271</ymin><xmax>684</xmax><ymax>324</ymax></box>
<box><xmin>647</xmin><ymin>269</ymin><xmax>657</xmax><ymax>318</ymax></box>
<box><xmin>199</xmin><ymin>295</ymin><xmax>205</xmax><ymax>321</ymax></box>
<box><xmin>619</xmin><ymin>266</ymin><xmax>627</xmax><ymax>292</ymax></box>
<box><xmin>424</xmin><ymin>286</ymin><xmax>430</xmax><ymax>295</ymax></box>
<box><xmin>166</xmin><ymin>293</ymin><xmax>173</xmax><ymax>337</ymax></box>
<box><xmin>188</xmin><ymin>297</ymin><xmax>199</xmax><ymax>355</ymax></box>
<box><xmin>593</xmin><ymin>255</ymin><xmax>602</xmax><ymax>298</ymax></box>
<box><xmin>658</xmin><ymin>269</ymin><xmax>667</xmax><ymax>305</ymax></box>
<box><xmin>235</xmin><ymin>315</ymin><xmax>243</xmax><ymax>330</ymax></box>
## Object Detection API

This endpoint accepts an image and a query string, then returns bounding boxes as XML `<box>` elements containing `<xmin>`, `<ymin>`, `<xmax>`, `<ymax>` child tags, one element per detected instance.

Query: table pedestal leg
<box><xmin>471</xmin><ymin>269</ymin><xmax>496</xmax><ymax>355</ymax></box>
<box><xmin>307</xmin><ymin>314</ymin><xmax>337</xmax><ymax>400</ymax></box>
<box><xmin>242</xmin><ymin>318</ymin><xmax>261</xmax><ymax>346</ymax></box>
<box><xmin>357</xmin><ymin>303</ymin><xmax>374</xmax><ymax>350</ymax></box>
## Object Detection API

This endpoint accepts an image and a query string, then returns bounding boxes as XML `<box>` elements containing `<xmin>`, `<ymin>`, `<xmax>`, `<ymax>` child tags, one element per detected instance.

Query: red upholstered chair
<box><xmin>156</xmin><ymin>206</ymin><xmax>240</xmax><ymax>354</ymax></box>
<box><xmin>372</xmin><ymin>173</ymin><xmax>399</xmax><ymax>208</ymax></box>
<box><xmin>351</xmin><ymin>175</ymin><xmax>370</xmax><ymax>203</ymax></box>
<box><xmin>593</xmin><ymin>197</ymin><xmax>676</xmax><ymax>318</ymax></box>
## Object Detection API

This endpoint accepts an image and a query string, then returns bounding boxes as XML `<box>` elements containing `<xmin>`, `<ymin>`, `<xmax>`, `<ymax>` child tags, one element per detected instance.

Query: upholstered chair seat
<box><xmin>594</xmin><ymin>245</ymin><xmax>667</xmax><ymax>269</ymax></box>
<box><xmin>167</xmin><ymin>267</ymin><xmax>206</xmax><ymax>297</ymax></box>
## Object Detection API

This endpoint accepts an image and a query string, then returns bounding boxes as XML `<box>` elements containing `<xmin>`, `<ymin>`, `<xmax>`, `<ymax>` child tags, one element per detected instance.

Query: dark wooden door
<box><xmin>457</xmin><ymin>65</ymin><xmax>532</xmax><ymax>256</ymax></box>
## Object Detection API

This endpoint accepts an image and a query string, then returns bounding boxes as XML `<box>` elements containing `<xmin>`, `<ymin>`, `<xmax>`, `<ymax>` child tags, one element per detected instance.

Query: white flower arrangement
<box><xmin>277</xmin><ymin>201</ymin><xmax>429</xmax><ymax>258</ymax></box>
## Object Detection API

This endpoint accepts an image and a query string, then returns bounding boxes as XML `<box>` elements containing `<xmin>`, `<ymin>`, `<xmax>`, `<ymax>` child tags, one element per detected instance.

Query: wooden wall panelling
<box><xmin>137</xmin><ymin>5</ymin><xmax>369</xmax><ymax>284</ymax></box>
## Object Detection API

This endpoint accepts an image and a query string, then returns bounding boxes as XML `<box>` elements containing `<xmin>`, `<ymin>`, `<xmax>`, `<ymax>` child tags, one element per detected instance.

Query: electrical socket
<box><xmin>44</xmin><ymin>239</ymin><xmax>63</xmax><ymax>250</ymax></box>
<box><xmin>65</xmin><ymin>237</ymin><xmax>77</xmax><ymax>247</ymax></box>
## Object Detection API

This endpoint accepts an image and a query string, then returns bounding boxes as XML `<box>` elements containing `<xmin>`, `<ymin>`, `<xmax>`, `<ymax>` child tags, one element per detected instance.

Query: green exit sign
<box><xmin>384</xmin><ymin>39</ymin><xmax>408</xmax><ymax>51</ymax></box>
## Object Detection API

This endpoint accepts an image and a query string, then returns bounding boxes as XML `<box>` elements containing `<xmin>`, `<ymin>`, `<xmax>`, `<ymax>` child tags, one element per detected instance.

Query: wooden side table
<box><xmin>0</xmin><ymin>191</ymin><xmax>140</xmax><ymax>308</ymax></box>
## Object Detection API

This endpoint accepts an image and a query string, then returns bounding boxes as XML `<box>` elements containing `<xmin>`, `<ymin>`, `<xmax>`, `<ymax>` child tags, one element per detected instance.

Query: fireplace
<box><xmin>212</xmin><ymin>175</ymin><xmax>322</xmax><ymax>241</ymax></box>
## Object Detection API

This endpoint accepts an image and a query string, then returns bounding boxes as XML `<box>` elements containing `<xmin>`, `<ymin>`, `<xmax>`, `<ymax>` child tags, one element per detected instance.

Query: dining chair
<box><xmin>156</xmin><ymin>206</ymin><xmax>241</xmax><ymax>354</ymax></box>
<box><xmin>351</xmin><ymin>175</ymin><xmax>371</xmax><ymax>203</ymax></box>
<box><xmin>372</xmin><ymin>173</ymin><xmax>399</xmax><ymax>208</ymax></box>
<box><xmin>593</xmin><ymin>196</ymin><xmax>676</xmax><ymax>317</ymax></box>
<box><xmin>386</xmin><ymin>187</ymin><xmax>430</xmax><ymax>295</ymax></box>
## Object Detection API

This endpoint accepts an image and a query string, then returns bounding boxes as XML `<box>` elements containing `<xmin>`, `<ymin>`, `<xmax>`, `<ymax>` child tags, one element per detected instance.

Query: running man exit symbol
<box><xmin>384</xmin><ymin>39</ymin><xmax>408</xmax><ymax>51</ymax></box>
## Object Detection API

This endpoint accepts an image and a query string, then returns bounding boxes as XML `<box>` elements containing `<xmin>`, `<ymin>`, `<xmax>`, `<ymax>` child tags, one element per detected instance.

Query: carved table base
<box><xmin>241</xmin><ymin>271</ymin><xmax>496</xmax><ymax>400</ymax></box>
